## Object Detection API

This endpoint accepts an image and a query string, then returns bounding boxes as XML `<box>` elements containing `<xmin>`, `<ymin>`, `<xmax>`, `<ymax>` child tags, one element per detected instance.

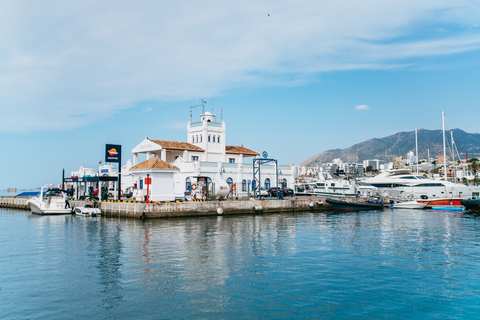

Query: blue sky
<box><xmin>1</xmin><ymin>0</ymin><xmax>480</xmax><ymax>189</ymax></box>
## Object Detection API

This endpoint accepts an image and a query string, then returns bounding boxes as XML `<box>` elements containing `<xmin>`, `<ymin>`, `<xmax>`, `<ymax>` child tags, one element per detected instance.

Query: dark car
<box><xmin>268</xmin><ymin>187</ymin><xmax>295</xmax><ymax>197</ymax></box>
<box><xmin>124</xmin><ymin>186</ymin><xmax>134</xmax><ymax>198</ymax></box>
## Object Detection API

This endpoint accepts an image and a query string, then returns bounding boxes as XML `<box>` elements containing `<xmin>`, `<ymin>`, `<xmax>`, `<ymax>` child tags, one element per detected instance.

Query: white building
<box><xmin>363</xmin><ymin>159</ymin><xmax>381</xmax><ymax>170</ymax></box>
<box><xmin>128</xmin><ymin>111</ymin><xmax>295</xmax><ymax>201</ymax></box>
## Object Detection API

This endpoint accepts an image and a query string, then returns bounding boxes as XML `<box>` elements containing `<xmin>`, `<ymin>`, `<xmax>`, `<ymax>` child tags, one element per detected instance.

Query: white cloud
<box><xmin>0</xmin><ymin>0</ymin><xmax>479</xmax><ymax>132</ymax></box>
<box><xmin>355</xmin><ymin>105</ymin><xmax>370</xmax><ymax>111</ymax></box>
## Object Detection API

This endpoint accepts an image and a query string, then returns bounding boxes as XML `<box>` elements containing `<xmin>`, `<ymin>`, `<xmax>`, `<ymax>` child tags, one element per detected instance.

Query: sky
<box><xmin>1</xmin><ymin>0</ymin><xmax>480</xmax><ymax>189</ymax></box>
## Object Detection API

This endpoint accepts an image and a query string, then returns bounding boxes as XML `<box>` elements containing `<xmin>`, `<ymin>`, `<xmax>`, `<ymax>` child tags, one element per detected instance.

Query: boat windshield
<box><xmin>44</xmin><ymin>190</ymin><xmax>63</xmax><ymax>197</ymax></box>
<box><xmin>415</xmin><ymin>176</ymin><xmax>429</xmax><ymax>179</ymax></box>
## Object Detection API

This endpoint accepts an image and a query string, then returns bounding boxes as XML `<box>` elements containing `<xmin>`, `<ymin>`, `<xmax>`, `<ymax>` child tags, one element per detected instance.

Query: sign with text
<box><xmin>105</xmin><ymin>144</ymin><xmax>122</xmax><ymax>163</ymax></box>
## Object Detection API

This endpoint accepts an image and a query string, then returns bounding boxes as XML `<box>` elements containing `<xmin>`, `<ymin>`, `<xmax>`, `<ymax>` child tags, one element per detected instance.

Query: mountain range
<box><xmin>301</xmin><ymin>129</ymin><xmax>480</xmax><ymax>167</ymax></box>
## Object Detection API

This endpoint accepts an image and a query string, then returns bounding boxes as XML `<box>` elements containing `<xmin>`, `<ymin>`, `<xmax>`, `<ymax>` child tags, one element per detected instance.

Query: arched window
<box><xmin>200</xmin><ymin>135</ymin><xmax>203</xmax><ymax>142</ymax></box>
<box><xmin>265</xmin><ymin>178</ymin><xmax>271</xmax><ymax>189</ymax></box>
<box><xmin>242</xmin><ymin>179</ymin><xmax>247</xmax><ymax>192</ymax></box>
<box><xmin>186</xmin><ymin>177</ymin><xmax>191</xmax><ymax>192</ymax></box>
<box><xmin>208</xmin><ymin>135</ymin><xmax>211</xmax><ymax>142</ymax></box>
<box><xmin>192</xmin><ymin>136</ymin><xmax>194</xmax><ymax>143</ymax></box>
<box><xmin>218</xmin><ymin>136</ymin><xmax>220</xmax><ymax>143</ymax></box>
<box><xmin>139</xmin><ymin>178</ymin><xmax>144</xmax><ymax>190</ymax></box>
<box><xmin>196</xmin><ymin>135</ymin><xmax>198</xmax><ymax>143</ymax></box>
<box><xmin>213</xmin><ymin>136</ymin><xmax>216</xmax><ymax>143</ymax></box>
<box><xmin>226</xmin><ymin>177</ymin><xmax>233</xmax><ymax>186</ymax></box>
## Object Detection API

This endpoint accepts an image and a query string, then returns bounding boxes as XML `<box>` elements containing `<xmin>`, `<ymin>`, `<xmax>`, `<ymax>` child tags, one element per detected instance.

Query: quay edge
<box><xmin>0</xmin><ymin>196</ymin><xmax>330</xmax><ymax>219</ymax></box>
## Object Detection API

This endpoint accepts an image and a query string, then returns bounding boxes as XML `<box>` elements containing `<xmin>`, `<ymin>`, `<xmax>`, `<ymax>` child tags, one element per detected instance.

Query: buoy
<box><xmin>317</xmin><ymin>201</ymin><xmax>324</xmax><ymax>206</ymax></box>
<box><xmin>309</xmin><ymin>202</ymin><xmax>314</xmax><ymax>208</ymax></box>
<box><xmin>217</xmin><ymin>207</ymin><xmax>224</xmax><ymax>215</ymax></box>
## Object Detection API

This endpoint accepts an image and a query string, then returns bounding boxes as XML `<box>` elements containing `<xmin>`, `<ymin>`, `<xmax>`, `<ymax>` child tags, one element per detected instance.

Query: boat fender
<box><xmin>217</xmin><ymin>207</ymin><xmax>224</xmax><ymax>215</ymax></box>
<box><xmin>309</xmin><ymin>202</ymin><xmax>314</xmax><ymax>208</ymax></box>
<box><xmin>316</xmin><ymin>202</ymin><xmax>323</xmax><ymax>206</ymax></box>
<box><xmin>254</xmin><ymin>206</ymin><xmax>263</xmax><ymax>211</ymax></box>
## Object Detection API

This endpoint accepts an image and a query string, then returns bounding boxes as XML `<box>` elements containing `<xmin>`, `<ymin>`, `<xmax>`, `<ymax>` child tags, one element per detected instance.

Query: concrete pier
<box><xmin>0</xmin><ymin>196</ymin><xmax>330</xmax><ymax>219</ymax></box>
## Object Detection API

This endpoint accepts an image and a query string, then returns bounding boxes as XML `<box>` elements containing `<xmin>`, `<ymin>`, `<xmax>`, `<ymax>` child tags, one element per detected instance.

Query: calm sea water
<box><xmin>1</xmin><ymin>207</ymin><xmax>480</xmax><ymax>319</ymax></box>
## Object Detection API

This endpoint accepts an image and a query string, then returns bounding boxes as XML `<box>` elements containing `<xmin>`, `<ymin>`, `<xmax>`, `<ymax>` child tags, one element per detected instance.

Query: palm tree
<box><xmin>469</xmin><ymin>159</ymin><xmax>480</xmax><ymax>185</ymax></box>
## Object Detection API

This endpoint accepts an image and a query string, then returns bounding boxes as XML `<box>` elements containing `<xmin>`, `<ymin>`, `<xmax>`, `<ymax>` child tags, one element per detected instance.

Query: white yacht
<box><xmin>295</xmin><ymin>172</ymin><xmax>376</xmax><ymax>198</ymax></box>
<box><xmin>27</xmin><ymin>186</ymin><xmax>73</xmax><ymax>215</ymax></box>
<box><xmin>363</xmin><ymin>169</ymin><xmax>480</xmax><ymax>203</ymax></box>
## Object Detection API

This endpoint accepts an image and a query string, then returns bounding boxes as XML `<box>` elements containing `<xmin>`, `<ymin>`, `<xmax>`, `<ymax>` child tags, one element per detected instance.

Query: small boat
<box><xmin>417</xmin><ymin>198</ymin><xmax>463</xmax><ymax>206</ymax></box>
<box><xmin>27</xmin><ymin>186</ymin><xmax>73</xmax><ymax>215</ymax></box>
<box><xmin>461</xmin><ymin>199</ymin><xmax>480</xmax><ymax>212</ymax></box>
<box><xmin>74</xmin><ymin>205</ymin><xmax>101</xmax><ymax>217</ymax></box>
<box><xmin>326</xmin><ymin>198</ymin><xmax>383</xmax><ymax>211</ymax></box>
<box><xmin>389</xmin><ymin>200</ymin><xmax>426</xmax><ymax>209</ymax></box>
<box><xmin>429</xmin><ymin>206</ymin><xmax>464</xmax><ymax>212</ymax></box>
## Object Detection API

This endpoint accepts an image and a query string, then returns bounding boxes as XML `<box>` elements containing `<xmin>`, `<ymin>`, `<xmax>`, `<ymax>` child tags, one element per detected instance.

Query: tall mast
<box><xmin>442</xmin><ymin>110</ymin><xmax>447</xmax><ymax>181</ymax></box>
<box><xmin>415</xmin><ymin>127</ymin><xmax>419</xmax><ymax>174</ymax></box>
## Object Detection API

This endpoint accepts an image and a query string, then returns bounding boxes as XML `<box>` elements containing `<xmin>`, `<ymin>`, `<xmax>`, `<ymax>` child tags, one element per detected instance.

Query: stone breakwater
<box><xmin>0</xmin><ymin>196</ymin><xmax>328</xmax><ymax>219</ymax></box>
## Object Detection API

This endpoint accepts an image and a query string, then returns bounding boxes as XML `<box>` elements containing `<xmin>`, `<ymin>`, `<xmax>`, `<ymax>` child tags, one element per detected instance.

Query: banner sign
<box><xmin>105</xmin><ymin>144</ymin><xmax>122</xmax><ymax>163</ymax></box>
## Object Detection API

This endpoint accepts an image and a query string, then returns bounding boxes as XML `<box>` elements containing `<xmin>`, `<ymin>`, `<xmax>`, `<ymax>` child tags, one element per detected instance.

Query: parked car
<box><xmin>255</xmin><ymin>187</ymin><xmax>269</xmax><ymax>197</ymax></box>
<box><xmin>268</xmin><ymin>187</ymin><xmax>295</xmax><ymax>197</ymax></box>
<box><xmin>124</xmin><ymin>186</ymin><xmax>133</xmax><ymax>198</ymax></box>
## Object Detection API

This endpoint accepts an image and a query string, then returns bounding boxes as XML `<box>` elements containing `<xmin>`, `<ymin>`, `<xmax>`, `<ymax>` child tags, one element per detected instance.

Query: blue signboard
<box><xmin>105</xmin><ymin>144</ymin><xmax>121</xmax><ymax>163</ymax></box>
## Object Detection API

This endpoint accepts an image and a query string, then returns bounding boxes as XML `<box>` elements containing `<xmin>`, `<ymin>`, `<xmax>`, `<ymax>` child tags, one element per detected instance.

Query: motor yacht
<box><xmin>27</xmin><ymin>186</ymin><xmax>73</xmax><ymax>215</ymax></box>
<box><xmin>363</xmin><ymin>169</ymin><xmax>480</xmax><ymax>203</ymax></box>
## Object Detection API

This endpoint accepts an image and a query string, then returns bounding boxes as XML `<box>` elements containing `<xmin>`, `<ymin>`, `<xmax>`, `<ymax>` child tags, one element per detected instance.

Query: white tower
<box><xmin>187</xmin><ymin>111</ymin><xmax>226</xmax><ymax>162</ymax></box>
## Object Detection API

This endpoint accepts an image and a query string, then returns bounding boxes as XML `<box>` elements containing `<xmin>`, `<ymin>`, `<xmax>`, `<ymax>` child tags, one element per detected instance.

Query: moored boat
<box><xmin>74</xmin><ymin>205</ymin><xmax>101</xmax><ymax>217</ymax></box>
<box><xmin>326</xmin><ymin>198</ymin><xmax>383</xmax><ymax>211</ymax></box>
<box><xmin>390</xmin><ymin>200</ymin><xmax>426</xmax><ymax>209</ymax></box>
<box><xmin>26</xmin><ymin>186</ymin><xmax>72</xmax><ymax>215</ymax></box>
<box><xmin>417</xmin><ymin>198</ymin><xmax>463</xmax><ymax>206</ymax></box>
<box><xmin>461</xmin><ymin>199</ymin><xmax>480</xmax><ymax>212</ymax></box>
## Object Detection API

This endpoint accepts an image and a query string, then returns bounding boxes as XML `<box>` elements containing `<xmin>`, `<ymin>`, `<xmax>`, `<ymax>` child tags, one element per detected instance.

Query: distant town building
<box><xmin>363</xmin><ymin>159</ymin><xmax>381</xmax><ymax>170</ymax></box>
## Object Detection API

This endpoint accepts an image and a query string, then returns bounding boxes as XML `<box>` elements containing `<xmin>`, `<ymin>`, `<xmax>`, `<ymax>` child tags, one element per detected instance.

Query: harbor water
<box><xmin>1</xmin><ymin>207</ymin><xmax>480</xmax><ymax>319</ymax></box>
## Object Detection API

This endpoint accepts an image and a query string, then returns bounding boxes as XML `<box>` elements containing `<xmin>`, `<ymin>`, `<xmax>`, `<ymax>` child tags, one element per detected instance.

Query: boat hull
<box><xmin>461</xmin><ymin>199</ymin><xmax>480</xmax><ymax>212</ymax></box>
<box><xmin>392</xmin><ymin>201</ymin><xmax>426</xmax><ymax>209</ymax></box>
<box><xmin>326</xmin><ymin>198</ymin><xmax>383</xmax><ymax>211</ymax></box>
<box><xmin>27</xmin><ymin>198</ymin><xmax>72</xmax><ymax>215</ymax></box>
<box><xmin>417</xmin><ymin>198</ymin><xmax>463</xmax><ymax>206</ymax></box>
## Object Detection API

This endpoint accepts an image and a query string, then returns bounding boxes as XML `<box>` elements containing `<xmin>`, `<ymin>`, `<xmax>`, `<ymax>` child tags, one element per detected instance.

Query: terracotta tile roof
<box><xmin>130</xmin><ymin>158</ymin><xmax>180</xmax><ymax>171</ymax></box>
<box><xmin>225</xmin><ymin>145</ymin><xmax>259</xmax><ymax>156</ymax></box>
<box><xmin>148</xmin><ymin>139</ymin><xmax>204</xmax><ymax>151</ymax></box>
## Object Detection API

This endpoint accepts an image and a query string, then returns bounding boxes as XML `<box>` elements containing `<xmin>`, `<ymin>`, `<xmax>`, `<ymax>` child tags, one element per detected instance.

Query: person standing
<box><xmin>65</xmin><ymin>193</ymin><xmax>70</xmax><ymax>209</ymax></box>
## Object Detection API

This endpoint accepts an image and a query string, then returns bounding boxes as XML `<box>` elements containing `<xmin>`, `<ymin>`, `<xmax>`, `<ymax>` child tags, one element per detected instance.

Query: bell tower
<box><xmin>187</xmin><ymin>110</ymin><xmax>226</xmax><ymax>162</ymax></box>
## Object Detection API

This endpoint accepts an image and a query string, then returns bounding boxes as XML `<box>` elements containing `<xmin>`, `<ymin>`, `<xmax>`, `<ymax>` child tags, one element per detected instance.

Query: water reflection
<box><xmin>97</xmin><ymin>221</ymin><xmax>123</xmax><ymax>310</ymax></box>
<box><xmin>3</xmin><ymin>208</ymin><xmax>480</xmax><ymax>319</ymax></box>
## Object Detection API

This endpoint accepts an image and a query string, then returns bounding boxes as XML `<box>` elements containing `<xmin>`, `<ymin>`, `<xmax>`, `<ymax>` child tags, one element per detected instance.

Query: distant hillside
<box><xmin>301</xmin><ymin>129</ymin><xmax>480</xmax><ymax>166</ymax></box>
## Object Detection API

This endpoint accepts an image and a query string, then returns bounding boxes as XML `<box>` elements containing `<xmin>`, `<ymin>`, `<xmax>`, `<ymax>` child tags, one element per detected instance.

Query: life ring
<box><xmin>121</xmin><ymin>190</ymin><xmax>124</xmax><ymax>197</ymax></box>
<box><xmin>191</xmin><ymin>184</ymin><xmax>197</xmax><ymax>190</ymax></box>
<box><xmin>231</xmin><ymin>183</ymin><xmax>236</xmax><ymax>191</ymax></box>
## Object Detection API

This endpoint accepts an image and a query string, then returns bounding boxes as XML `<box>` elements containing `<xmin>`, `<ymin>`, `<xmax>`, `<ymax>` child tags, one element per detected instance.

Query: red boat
<box><xmin>417</xmin><ymin>198</ymin><xmax>463</xmax><ymax>206</ymax></box>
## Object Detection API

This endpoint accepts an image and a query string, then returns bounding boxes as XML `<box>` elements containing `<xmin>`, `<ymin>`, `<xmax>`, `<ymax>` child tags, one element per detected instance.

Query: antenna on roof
<box><xmin>190</xmin><ymin>98</ymin><xmax>206</xmax><ymax>121</ymax></box>
<box><xmin>221</xmin><ymin>108</ymin><xmax>224</xmax><ymax>122</ymax></box>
